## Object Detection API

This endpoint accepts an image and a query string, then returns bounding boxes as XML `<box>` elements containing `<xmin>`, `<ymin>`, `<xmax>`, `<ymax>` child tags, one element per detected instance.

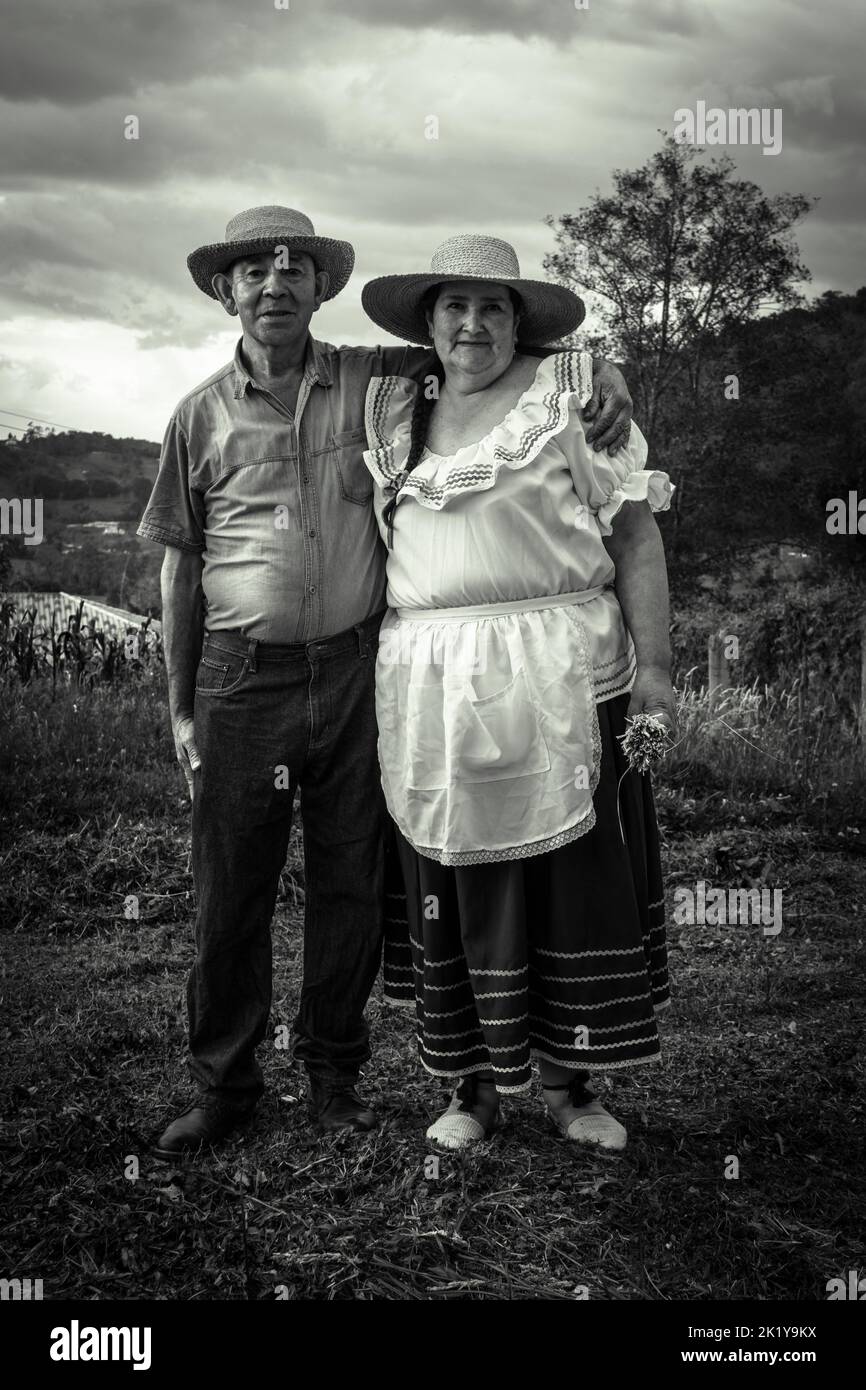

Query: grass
<box><xmin>1</xmin><ymin>677</ymin><xmax>864</xmax><ymax>1300</ymax></box>
<box><xmin>664</xmin><ymin>668</ymin><xmax>865</xmax><ymax>826</ymax></box>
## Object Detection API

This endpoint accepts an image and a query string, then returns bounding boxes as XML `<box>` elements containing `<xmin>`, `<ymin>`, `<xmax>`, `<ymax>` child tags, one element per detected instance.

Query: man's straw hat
<box><xmin>361</xmin><ymin>234</ymin><xmax>585</xmax><ymax>347</ymax></box>
<box><xmin>187</xmin><ymin>206</ymin><xmax>355</xmax><ymax>300</ymax></box>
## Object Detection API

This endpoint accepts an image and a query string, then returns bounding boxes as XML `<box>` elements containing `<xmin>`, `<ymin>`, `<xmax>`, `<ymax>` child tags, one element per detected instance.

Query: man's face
<box><xmin>212</xmin><ymin>250</ymin><xmax>328</xmax><ymax>347</ymax></box>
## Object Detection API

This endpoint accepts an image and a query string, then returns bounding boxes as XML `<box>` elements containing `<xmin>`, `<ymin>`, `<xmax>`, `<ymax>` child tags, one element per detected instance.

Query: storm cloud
<box><xmin>0</xmin><ymin>0</ymin><xmax>863</xmax><ymax>438</ymax></box>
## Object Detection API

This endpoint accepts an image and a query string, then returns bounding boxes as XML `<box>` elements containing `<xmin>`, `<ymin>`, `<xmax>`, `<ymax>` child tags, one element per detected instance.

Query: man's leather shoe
<box><xmin>307</xmin><ymin>1077</ymin><xmax>376</xmax><ymax>1134</ymax></box>
<box><xmin>154</xmin><ymin>1097</ymin><xmax>254</xmax><ymax>1158</ymax></box>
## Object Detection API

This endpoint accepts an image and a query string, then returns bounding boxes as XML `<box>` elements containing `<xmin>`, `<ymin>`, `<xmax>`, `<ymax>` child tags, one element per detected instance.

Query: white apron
<box><xmin>375</xmin><ymin>587</ymin><xmax>606</xmax><ymax>866</ymax></box>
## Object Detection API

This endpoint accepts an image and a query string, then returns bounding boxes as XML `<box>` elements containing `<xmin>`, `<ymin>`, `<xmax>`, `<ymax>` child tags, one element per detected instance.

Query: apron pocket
<box><xmin>452</xmin><ymin>667</ymin><xmax>550</xmax><ymax>784</ymax></box>
<box><xmin>405</xmin><ymin>667</ymin><xmax>550</xmax><ymax>791</ymax></box>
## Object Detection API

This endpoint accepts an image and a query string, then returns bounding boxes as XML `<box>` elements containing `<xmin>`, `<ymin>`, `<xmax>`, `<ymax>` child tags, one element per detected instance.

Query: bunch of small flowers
<box><xmin>618</xmin><ymin>712</ymin><xmax>671</xmax><ymax>775</ymax></box>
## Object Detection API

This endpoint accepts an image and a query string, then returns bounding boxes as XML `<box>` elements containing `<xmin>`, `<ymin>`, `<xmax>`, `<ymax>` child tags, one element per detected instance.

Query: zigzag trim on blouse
<box><xmin>364</xmin><ymin>350</ymin><xmax>594</xmax><ymax>510</ymax></box>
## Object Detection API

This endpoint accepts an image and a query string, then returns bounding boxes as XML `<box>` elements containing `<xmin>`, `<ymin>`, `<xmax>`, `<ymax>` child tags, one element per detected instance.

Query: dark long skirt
<box><xmin>381</xmin><ymin>692</ymin><xmax>669</xmax><ymax>1093</ymax></box>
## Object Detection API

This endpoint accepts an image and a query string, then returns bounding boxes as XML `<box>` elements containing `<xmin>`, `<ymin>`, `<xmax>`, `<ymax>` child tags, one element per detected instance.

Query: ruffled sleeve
<box><xmin>571</xmin><ymin>421</ymin><xmax>675</xmax><ymax>536</ymax></box>
<box><xmin>362</xmin><ymin>375</ymin><xmax>416</xmax><ymax>489</ymax></box>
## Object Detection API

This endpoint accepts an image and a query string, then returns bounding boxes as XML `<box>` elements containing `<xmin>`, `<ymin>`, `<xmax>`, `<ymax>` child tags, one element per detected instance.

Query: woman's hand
<box><xmin>627</xmin><ymin>666</ymin><xmax>678</xmax><ymax>739</ymax></box>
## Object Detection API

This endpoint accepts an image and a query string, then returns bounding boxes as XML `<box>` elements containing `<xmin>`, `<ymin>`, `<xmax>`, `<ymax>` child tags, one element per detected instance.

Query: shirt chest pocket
<box><xmin>332</xmin><ymin>427</ymin><xmax>373</xmax><ymax>505</ymax></box>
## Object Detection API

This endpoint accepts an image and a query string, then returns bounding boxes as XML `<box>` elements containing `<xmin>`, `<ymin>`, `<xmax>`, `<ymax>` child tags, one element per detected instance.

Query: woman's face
<box><xmin>427</xmin><ymin>280</ymin><xmax>519</xmax><ymax>381</ymax></box>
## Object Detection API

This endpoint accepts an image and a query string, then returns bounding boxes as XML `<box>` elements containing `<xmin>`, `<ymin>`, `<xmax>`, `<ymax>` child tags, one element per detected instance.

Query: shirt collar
<box><xmin>232</xmin><ymin>334</ymin><xmax>333</xmax><ymax>399</ymax></box>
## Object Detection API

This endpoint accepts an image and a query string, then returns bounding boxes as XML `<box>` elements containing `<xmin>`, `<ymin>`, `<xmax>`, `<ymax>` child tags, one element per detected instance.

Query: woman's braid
<box><xmin>406</xmin><ymin>357</ymin><xmax>445</xmax><ymax>474</ymax></box>
<box><xmin>382</xmin><ymin>353</ymin><xmax>445</xmax><ymax>546</ymax></box>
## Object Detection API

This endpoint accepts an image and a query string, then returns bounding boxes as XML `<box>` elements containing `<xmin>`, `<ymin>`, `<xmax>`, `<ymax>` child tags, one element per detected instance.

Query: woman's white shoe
<box><xmin>426</xmin><ymin>1076</ymin><xmax>502</xmax><ymax>1150</ymax></box>
<box><xmin>543</xmin><ymin>1081</ymin><xmax>627</xmax><ymax>1152</ymax></box>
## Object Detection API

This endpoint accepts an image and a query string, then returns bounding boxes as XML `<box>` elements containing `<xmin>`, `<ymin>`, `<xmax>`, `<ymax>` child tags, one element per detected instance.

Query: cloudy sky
<box><xmin>1</xmin><ymin>0</ymin><xmax>863</xmax><ymax>442</ymax></box>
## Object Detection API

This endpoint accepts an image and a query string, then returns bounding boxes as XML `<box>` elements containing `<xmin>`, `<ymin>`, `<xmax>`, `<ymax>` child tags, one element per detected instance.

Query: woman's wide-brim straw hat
<box><xmin>187</xmin><ymin>206</ymin><xmax>355</xmax><ymax>300</ymax></box>
<box><xmin>361</xmin><ymin>234</ymin><xmax>585</xmax><ymax>347</ymax></box>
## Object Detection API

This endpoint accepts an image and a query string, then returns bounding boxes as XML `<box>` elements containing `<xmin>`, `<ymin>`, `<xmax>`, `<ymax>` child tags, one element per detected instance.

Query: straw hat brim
<box><xmin>361</xmin><ymin>271</ymin><xmax>585</xmax><ymax>347</ymax></box>
<box><xmin>187</xmin><ymin>235</ymin><xmax>355</xmax><ymax>300</ymax></box>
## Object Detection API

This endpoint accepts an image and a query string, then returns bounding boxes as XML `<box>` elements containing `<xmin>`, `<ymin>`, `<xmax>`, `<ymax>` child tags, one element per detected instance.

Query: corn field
<box><xmin>0</xmin><ymin>597</ymin><xmax>162</xmax><ymax>691</ymax></box>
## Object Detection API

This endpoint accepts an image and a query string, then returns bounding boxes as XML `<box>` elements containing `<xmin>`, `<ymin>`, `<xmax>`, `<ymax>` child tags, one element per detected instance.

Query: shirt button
<box><xmin>309</xmin><ymin>585</ymin><xmax>317</xmax><ymax>594</ymax></box>
<box><xmin>303</xmin><ymin>474</ymin><xmax>309</xmax><ymax>483</ymax></box>
<box><xmin>309</xmin><ymin>528</ymin><xmax>316</xmax><ymax>537</ymax></box>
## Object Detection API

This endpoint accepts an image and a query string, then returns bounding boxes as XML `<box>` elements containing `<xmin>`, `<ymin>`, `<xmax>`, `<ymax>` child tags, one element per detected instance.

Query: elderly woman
<box><xmin>361</xmin><ymin>235</ymin><xmax>676</xmax><ymax>1151</ymax></box>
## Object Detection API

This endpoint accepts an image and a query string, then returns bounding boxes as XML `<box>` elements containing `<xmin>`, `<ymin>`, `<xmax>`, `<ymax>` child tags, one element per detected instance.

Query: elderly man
<box><xmin>138</xmin><ymin>206</ymin><xmax>633</xmax><ymax>1155</ymax></box>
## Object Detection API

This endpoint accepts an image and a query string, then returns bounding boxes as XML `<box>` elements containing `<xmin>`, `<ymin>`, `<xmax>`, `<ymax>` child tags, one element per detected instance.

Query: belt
<box><xmin>394</xmin><ymin>586</ymin><xmax>608</xmax><ymax>623</ymax></box>
<box><xmin>203</xmin><ymin>609</ymin><xmax>385</xmax><ymax>663</ymax></box>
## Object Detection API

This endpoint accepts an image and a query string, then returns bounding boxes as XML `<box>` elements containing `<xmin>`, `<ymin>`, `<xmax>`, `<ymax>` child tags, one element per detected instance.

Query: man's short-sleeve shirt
<box><xmin>137</xmin><ymin>336</ymin><xmax>430</xmax><ymax>643</ymax></box>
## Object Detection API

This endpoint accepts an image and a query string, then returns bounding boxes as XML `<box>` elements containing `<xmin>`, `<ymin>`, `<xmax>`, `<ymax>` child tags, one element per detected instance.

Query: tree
<box><xmin>544</xmin><ymin>135</ymin><xmax>815</xmax><ymax>450</ymax></box>
<box><xmin>21</xmin><ymin>423</ymin><xmax>53</xmax><ymax>447</ymax></box>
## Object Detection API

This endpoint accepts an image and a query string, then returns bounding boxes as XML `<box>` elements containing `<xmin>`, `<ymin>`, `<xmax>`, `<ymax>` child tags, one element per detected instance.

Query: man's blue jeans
<box><xmin>188</xmin><ymin>611</ymin><xmax>386</xmax><ymax>1109</ymax></box>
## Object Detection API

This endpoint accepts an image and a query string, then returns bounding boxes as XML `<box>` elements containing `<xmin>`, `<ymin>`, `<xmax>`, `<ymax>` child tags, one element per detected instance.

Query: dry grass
<box><xmin>664</xmin><ymin>670</ymin><xmax>865</xmax><ymax>826</ymax></box>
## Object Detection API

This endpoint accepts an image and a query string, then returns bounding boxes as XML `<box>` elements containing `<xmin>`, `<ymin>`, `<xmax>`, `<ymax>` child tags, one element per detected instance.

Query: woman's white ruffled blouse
<box><xmin>362</xmin><ymin>350</ymin><xmax>674</xmax><ymax>866</ymax></box>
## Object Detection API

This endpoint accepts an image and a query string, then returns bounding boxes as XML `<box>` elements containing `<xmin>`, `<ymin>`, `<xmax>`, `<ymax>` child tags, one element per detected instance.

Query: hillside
<box><xmin>0</xmin><ymin>429</ymin><xmax>162</xmax><ymax>614</ymax></box>
<box><xmin>651</xmin><ymin>287</ymin><xmax>866</xmax><ymax>577</ymax></box>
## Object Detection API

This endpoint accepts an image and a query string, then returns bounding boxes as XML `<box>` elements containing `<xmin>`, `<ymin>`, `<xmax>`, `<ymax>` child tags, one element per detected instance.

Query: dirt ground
<box><xmin>2</xmin><ymin>800</ymin><xmax>863</xmax><ymax>1301</ymax></box>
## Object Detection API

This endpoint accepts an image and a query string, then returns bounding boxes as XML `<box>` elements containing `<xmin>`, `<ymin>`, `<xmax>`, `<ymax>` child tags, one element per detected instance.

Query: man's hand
<box><xmin>627</xmin><ymin>666</ymin><xmax>678</xmax><ymax>740</ymax></box>
<box><xmin>584</xmin><ymin>358</ymin><xmax>633</xmax><ymax>455</ymax></box>
<box><xmin>172</xmin><ymin>713</ymin><xmax>201</xmax><ymax>800</ymax></box>
<box><xmin>160</xmin><ymin>546</ymin><xmax>204</xmax><ymax>802</ymax></box>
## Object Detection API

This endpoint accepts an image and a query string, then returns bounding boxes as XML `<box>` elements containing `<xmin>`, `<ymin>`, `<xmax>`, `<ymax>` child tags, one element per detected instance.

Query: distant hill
<box><xmin>0</xmin><ymin>429</ymin><xmax>162</xmax><ymax>614</ymax></box>
<box><xmin>625</xmin><ymin>287</ymin><xmax>866</xmax><ymax>579</ymax></box>
<box><xmin>0</xmin><ymin>428</ymin><xmax>159</xmax><ymax>503</ymax></box>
